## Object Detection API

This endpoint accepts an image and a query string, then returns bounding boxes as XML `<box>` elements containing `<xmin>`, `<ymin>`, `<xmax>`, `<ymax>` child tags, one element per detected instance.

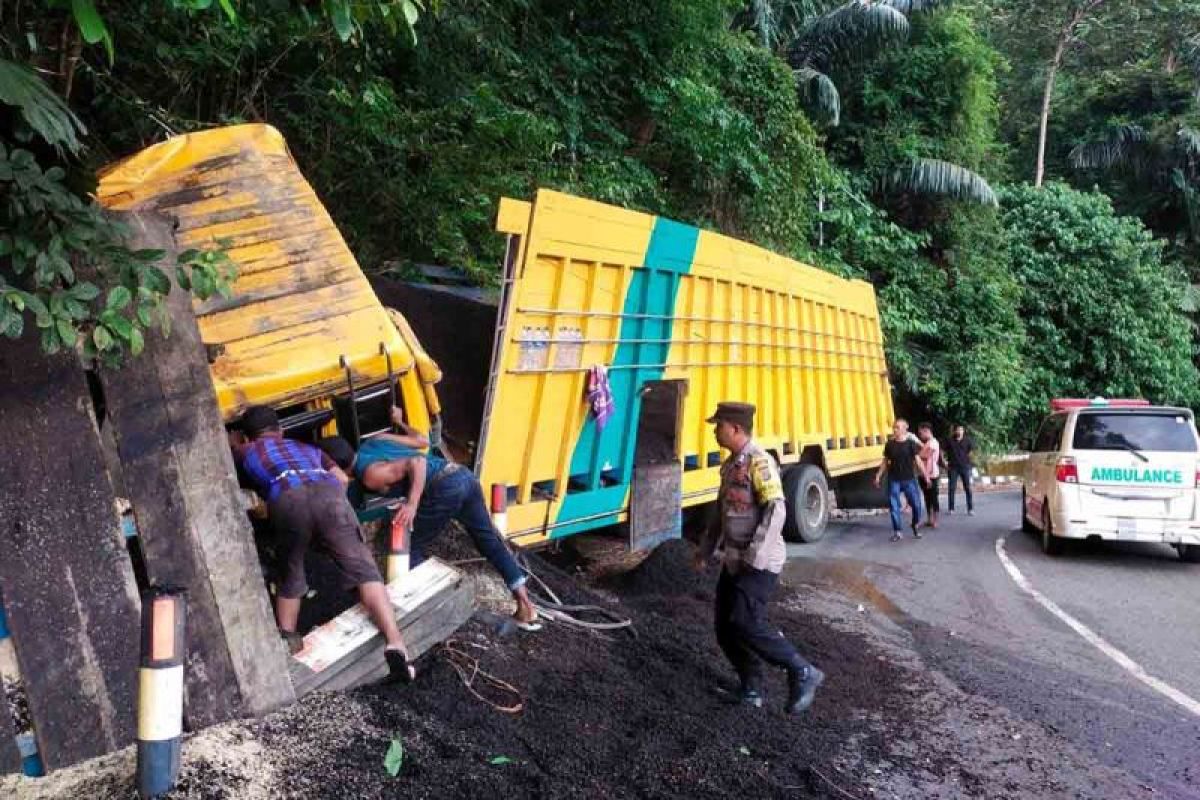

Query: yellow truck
<box><xmin>476</xmin><ymin>192</ymin><xmax>894</xmax><ymax>550</ymax></box>
<box><xmin>97</xmin><ymin>124</ymin><xmax>895</xmax><ymax>549</ymax></box>
<box><xmin>97</xmin><ymin>124</ymin><xmax>444</xmax><ymax>460</ymax></box>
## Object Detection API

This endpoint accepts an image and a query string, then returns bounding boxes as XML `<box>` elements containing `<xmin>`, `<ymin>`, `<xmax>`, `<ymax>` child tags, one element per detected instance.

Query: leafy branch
<box><xmin>0</xmin><ymin>142</ymin><xmax>236</xmax><ymax>363</ymax></box>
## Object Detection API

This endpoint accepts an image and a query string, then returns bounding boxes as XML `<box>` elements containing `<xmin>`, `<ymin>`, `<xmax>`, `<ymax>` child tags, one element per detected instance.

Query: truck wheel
<box><xmin>1041</xmin><ymin>503</ymin><xmax>1065</xmax><ymax>556</ymax></box>
<box><xmin>1177</xmin><ymin>544</ymin><xmax>1200</xmax><ymax>563</ymax></box>
<box><xmin>783</xmin><ymin>464</ymin><xmax>829</xmax><ymax>543</ymax></box>
<box><xmin>1021</xmin><ymin>488</ymin><xmax>1037</xmax><ymax>534</ymax></box>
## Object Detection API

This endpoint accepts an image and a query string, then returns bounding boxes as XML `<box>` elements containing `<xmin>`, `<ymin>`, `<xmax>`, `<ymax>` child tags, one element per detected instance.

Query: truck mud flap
<box><xmin>630</xmin><ymin>463</ymin><xmax>683</xmax><ymax>552</ymax></box>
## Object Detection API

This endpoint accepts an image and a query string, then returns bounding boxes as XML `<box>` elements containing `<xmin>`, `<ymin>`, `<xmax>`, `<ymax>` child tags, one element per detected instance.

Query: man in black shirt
<box><xmin>945</xmin><ymin>424</ymin><xmax>975</xmax><ymax>516</ymax></box>
<box><xmin>874</xmin><ymin>418</ymin><xmax>929</xmax><ymax>541</ymax></box>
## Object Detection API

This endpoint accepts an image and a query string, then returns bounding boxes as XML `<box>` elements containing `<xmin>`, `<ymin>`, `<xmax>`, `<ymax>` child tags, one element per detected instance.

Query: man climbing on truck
<box><xmin>691</xmin><ymin>402</ymin><xmax>825</xmax><ymax>714</ymax></box>
<box><xmin>316</xmin><ymin>409</ymin><xmax>540</xmax><ymax>631</ymax></box>
<box><xmin>233</xmin><ymin>405</ymin><xmax>416</xmax><ymax>683</ymax></box>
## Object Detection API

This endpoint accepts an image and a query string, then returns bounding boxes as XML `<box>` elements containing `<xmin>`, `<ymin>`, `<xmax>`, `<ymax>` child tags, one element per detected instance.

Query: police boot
<box><xmin>785</xmin><ymin>665</ymin><xmax>825</xmax><ymax>714</ymax></box>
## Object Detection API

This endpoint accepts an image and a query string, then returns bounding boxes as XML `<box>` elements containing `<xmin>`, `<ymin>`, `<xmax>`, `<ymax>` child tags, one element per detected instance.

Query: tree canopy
<box><xmin>3</xmin><ymin>0</ymin><xmax>1199</xmax><ymax>446</ymax></box>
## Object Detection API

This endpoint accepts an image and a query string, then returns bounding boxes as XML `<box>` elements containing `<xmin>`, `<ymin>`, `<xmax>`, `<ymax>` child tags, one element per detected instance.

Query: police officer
<box><xmin>692</xmin><ymin>402</ymin><xmax>824</xmax><ymax>712</ymax></box>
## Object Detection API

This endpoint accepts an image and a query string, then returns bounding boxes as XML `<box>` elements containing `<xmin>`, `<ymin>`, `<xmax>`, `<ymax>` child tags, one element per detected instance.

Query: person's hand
<box><xmin>691</xmin><ymin>551</ymin><xmax>709</xmax><ymax>573</ymax></box>
<box><xmin>390</xmin><ymin>405</ymin><xmax>406</xmax><ymax>428</ymax></box>
<box><xmin>873</xmin><ymin>476</ymin><xmax>881</xmax><ymax>489</ymax></box>
<box><xmin>392</xmin><ymin>502</ymin><xmax>417</xmax><ymax>532</ymax></box>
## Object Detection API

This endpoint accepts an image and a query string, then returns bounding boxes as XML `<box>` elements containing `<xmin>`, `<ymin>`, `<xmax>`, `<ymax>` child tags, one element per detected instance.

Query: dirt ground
<box><xmin>2</xmin><ymin>536</ymin><xmax>1148</xmax><ymax>800</ymax></box>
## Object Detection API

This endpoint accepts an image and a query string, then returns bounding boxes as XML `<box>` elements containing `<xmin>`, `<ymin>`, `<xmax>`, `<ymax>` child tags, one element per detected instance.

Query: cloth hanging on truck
<box><xmin>586</xmin><ymin>365</ymin><xmax>614</xmax><ymax>432</ymax></box>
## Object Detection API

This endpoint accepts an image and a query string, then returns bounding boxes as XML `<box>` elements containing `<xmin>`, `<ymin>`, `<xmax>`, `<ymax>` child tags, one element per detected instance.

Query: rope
<box><xmin>439</xmin><ymin>640</ymin><xmax>525</xmax><ymax>714</ymax></box>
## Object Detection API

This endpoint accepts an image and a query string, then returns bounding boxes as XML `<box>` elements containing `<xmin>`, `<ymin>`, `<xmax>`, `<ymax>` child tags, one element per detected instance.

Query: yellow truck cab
<box><xmin>96</xmin><ymin>124</ymin><xmax>443</xmax><ymax>478</ymax></box>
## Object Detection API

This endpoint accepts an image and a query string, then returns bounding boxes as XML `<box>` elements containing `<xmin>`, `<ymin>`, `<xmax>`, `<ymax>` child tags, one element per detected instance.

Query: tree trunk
<box><xmin>1034</xmin><ymin>1</ymin><xmax>1106</xmax><ymax>188</ymax></box>
<box><xmin>1034</xmin><ymin>38</ymin><xmax>1067</xmax><ymax>188</ymax></box>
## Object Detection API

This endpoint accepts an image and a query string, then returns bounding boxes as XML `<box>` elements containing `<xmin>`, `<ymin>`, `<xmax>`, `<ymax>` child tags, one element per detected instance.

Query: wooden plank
<box><xmin>0</xmin><ymin>324</ymin><xmax>141</xmax><ymax>770</ymax></box>
<box><xmin>100</xmin><ymin>212</ymin><xmax>295</xmax><ymax>727</ymax></box>
<box><xmin>321</xmin><ymin>578</ymin><xmax>476</xmax><ymax>692</ymax></box>
<box><xmin>289</xmin><ymin>559</ymin><xmax>474</xmax><ymax>696</ymax></box>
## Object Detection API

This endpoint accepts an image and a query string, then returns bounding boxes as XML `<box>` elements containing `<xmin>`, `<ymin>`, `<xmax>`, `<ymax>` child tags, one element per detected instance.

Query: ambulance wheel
<box><xmin>1177</xmin><ymin>544</ymin><xmax>1200</xmax><ymax>563</ymax></box>
<box><xmin>783</xmin><ymin>464</ymin><xmax>829</xmax><ymax>543</ymax></box>
<box><xmin>1041</xmin><ymin>503</ymin><xmax>1065</xmax><ymax>556</ymax></box>
<box><xmin>1021</xmin><ymin>489</ymin><xmax>1037</xmax><ymax>534</ymax></box>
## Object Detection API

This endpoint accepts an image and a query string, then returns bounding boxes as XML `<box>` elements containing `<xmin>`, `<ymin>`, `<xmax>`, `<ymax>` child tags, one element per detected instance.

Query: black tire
<box><xmin>1178</xmin><ymin>544</ymin><xmax>1200</xmax><ymax>563</ymax></box>
<box><xmin>1021</xmin><ymin>488</ymin><xmax>1037</xmax><ymax>534</ymax></box>
<box><xmin>1041</xmin><ymin>502</ymin><xmax>1065</xmax><ymax>556</ymax></box>
<box><xmin>783</xmin><ymin>464</ymin><xmax>830</xmax><ymax>543</ymax></box>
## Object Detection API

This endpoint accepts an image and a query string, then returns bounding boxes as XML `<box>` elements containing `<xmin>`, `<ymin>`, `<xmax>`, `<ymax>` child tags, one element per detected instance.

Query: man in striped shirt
<box><xmin>234</xmin><ymin>405</ymin><xmax>414</xmax><ymax>683</ymax></box>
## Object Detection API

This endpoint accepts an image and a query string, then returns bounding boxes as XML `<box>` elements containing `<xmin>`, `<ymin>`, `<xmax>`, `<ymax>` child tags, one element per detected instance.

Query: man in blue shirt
<box><xmin>234</xmin><ymin>405</ymin><xmax>414</xmax><ymax>682</ymax></box>
<box><xmin>318</xmin><ymin>408</ymin><xmax>539</xmax><ymax>630</ymax></box>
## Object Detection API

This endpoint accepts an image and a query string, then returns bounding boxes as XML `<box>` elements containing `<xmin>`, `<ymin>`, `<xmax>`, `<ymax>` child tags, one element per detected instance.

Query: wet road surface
<box><xmin>785</xmin><ymin>491</ymin><xmax>1200</xmax><ymax>797</ymax></box>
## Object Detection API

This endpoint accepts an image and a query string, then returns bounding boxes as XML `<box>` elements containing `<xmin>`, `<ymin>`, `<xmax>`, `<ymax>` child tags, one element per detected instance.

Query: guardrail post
<box><xmin>137</xmin><ymin>588</ymin><xmax>187</xmax><ymax>799</ymax></box>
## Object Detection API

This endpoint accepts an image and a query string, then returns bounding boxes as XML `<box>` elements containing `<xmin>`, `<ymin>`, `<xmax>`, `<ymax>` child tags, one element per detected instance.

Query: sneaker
<box><xmin>912</xmin><ymin>524</ymin><xmax>922</xmax><ymax>539</ymax></box>
<box><xmin>890</xmin><ymin>532</ymin><xmax>902</xmax><ymax>542</ymax></box>
<box><xmin>383</xmin><ymin>649</ymin><xmax>416</xmax><ymax>685</ymax></box>
<box><xmin>968</xmin><ymin>509</ymin><xmax>976</xmax><ymax>517</ymax></box>
<box><xmin>785</xmin><ymin>666</ymin><xmax>825</xmax><ymax>714</ymax></box>
<box><xmin>739</xmin><ymin>688</ymin><xmax>764</xmax><ymax>708</ymax></box>
<box><xmin>946</xmin><ymin>509</ymin><xmax>955</xmax><ymax>516</ymax></box>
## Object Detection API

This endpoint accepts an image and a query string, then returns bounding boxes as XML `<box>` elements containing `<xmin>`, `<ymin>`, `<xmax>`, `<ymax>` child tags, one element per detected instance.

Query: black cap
<box><xmin>241</xmin><ymin>405</ymin><xmax>280</xmax><ymax>438</ymax></box>
<box><xmin>706</xmin><ymin>401</ymin><xmax>755</xmax><ymax>430</ymax></box>
<box><xmin>316</xmin><ymin>437</ymin><xmax>356</xmax><ymax>471</ymax></box>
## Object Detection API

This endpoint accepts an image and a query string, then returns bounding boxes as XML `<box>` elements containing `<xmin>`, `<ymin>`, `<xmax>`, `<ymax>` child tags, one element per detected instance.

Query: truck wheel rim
<box><xmin>805</xmin><ymin>483</ymin><xmax>824</xmax><ymax>525</ymax></box>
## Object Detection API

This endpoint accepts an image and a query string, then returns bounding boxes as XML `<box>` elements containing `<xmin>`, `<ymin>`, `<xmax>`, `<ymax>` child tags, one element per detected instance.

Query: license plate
<box><xmin>1117</xmin><ymin>518</ymin><xmax>1137</xmax><ymax>538</ymax></box>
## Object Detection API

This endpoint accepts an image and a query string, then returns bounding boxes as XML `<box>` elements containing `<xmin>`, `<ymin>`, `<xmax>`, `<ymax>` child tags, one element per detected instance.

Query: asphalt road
<box><xmin>785</xmin><ymin>490</ymin><xmax>1200</xmax><ymax>797</ymax></box>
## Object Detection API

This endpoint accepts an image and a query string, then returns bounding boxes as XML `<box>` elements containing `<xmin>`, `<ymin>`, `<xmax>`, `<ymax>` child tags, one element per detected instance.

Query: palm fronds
<box><xmin>885</xmin><ymin>158</ymin><xmax>999</xmax><ymax>206</ymax></box>
<box><xmin>788</xmin><ymin>1</ymin><xmax>911</xmax><ymax>71</ymax></box>
<box><xmin>1068</xmin><ymin>123</ymin><xmax>1148</xmax><ymax>171</ymax></box>
<box><xmin>795</xmin><ymin>67</ymin><xmax>841</xmax><ymax>125</ymax></box>
<box><xmin>0</xmin><ymin>60</ymin><xmax>86</xmax><ymax>155</ymax></box>
<box><xmin>1178</xmin><ymin>127</ymin><xmax>1200</xmax><ymax>158</ymax></box>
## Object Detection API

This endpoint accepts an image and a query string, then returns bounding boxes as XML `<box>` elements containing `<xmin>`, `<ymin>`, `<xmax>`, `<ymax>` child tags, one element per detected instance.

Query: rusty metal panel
<box><xmin>630</xmin><ymin>464</ymin><xmax>683</xmax><ymax>553</ymax></box>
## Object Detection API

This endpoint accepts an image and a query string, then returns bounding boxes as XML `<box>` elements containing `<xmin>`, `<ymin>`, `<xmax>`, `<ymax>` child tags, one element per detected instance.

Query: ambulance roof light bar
<box><xmin>1050</xmin><ymin>397</ymin><xmax>1150</xmax><ymax>412</ymax></box>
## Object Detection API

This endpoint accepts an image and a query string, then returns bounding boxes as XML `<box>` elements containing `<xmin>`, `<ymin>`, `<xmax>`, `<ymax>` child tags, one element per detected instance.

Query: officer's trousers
<box><xmin>714</xmin><ymin>567</ymin><xmax>809</xmax><ymax>689</ymax></box>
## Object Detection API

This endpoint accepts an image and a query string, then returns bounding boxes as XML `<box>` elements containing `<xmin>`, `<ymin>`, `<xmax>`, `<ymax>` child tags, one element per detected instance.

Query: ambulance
<box><xmin>1021</xmin><ymin>398</ymin><xmax>1200</xmax><ymax>561</ymax></box>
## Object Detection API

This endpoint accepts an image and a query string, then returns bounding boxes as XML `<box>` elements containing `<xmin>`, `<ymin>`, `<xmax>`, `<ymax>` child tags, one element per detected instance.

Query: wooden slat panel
<box><xmin>288</xmin><ymin>559</ymin><xmax>473</xmax><ymax>696</ymax></box>
<box><xmin>0</xmin><ymin>327</ymin><xmax>140</xmax><ymax>770</ymax></box>
<box><xmin>101</xmin><ymin>212</ymin><xmax>296</xmax><ymax>728</ymax></box>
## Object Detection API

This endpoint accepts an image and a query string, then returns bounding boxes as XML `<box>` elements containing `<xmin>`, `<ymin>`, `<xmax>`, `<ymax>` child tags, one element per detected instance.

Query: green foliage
<box><xmin>5</xmin><ymin>0</ymin><xmax>1198</xmax><ymax>449</ymax></box>
<box><xmin>0</xmin><ymin>141</ymin><xmax>235</xmax><ymax>363</ymax></box>
<box><xmin>833</xmin><ymin>10</ymin><xmax>1004</xmax><ymax>180</ymax></box>
<box><xmin>0</xmin><ymin>60</ymin><xmax>87</xmax><ymax>155</ymax></box>
<box><xmin>1000</xmin><ymin>183</ymin><xmax>1200</xmax><ymax>434</ymax></box>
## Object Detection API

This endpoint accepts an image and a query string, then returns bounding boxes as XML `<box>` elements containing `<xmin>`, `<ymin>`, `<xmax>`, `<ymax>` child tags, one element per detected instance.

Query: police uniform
<box><xmin>698</xmin><ymin>402</ymin><xmax>822</xmax><ymax>710</ymax></box>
